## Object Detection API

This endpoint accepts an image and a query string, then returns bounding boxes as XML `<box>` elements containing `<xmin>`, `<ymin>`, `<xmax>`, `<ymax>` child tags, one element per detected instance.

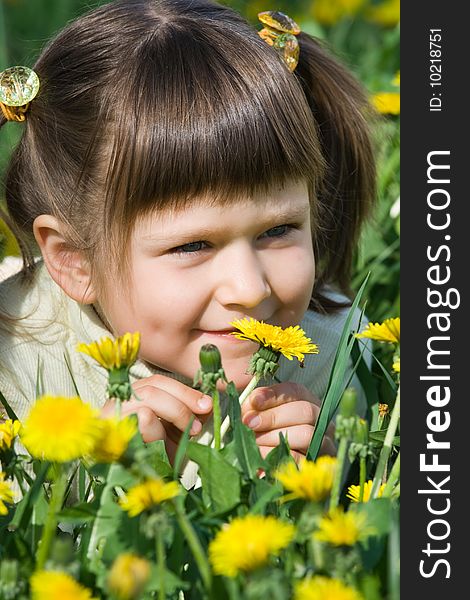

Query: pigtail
<box><xmin>295</xmin><ymin>34</ymin><xmax>377</xmax><ymax>310</ymax></box>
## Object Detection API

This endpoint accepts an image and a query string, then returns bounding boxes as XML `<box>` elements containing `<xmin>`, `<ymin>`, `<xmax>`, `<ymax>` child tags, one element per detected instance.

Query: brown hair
<box><xmin>1</xmin><ymin>0</ymin><xmax>376</xmax><ymax>311</ymax></box>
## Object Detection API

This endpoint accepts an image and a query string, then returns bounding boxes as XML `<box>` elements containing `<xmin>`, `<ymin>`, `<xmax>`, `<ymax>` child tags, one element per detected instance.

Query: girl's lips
<box><xmin>195</xmin><ymin>329</ymin><xmax>247</xmax><ymax>342</ymax></box>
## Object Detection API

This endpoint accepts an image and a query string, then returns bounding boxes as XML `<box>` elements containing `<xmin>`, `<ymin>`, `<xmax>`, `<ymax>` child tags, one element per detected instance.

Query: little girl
<box><xmin>0</xmin><ymin>0</ymin><xmax>375</xmax><ymax>478</ymax></box>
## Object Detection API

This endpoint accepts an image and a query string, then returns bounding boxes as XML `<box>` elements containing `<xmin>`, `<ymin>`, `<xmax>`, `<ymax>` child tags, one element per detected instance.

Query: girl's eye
<box><xmin>169</xmin><ymin>241</ymin><xmax>208</xmax><ymax>255</ymax></box>
<box><xmin>261</xmin><ymin>224</ymin><xmax>295</xmax><ymax>238</ymax></box>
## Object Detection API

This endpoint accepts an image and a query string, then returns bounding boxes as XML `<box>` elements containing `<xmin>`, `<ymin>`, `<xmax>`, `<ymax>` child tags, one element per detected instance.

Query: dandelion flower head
<box><xmin>275</xmin><ymin>456</ymin><xmax>337</xmax><ymax>502</ymax></box>
<box><xmin>30</xmin><ymin>570</ymin><xmax>97</xmax><ymax>600</ymax></box>
<box><xmin>294</xmin><ymin>575</ymin><xmax>364</xmax><ymax>600</ymax></box>
<box><xmin>91</xmin><ymin>416</ymin><xmax>137</xmax><ymax>463</ymax></box>
<box><xmin>119</xmin><ymin>478</ymin><xmax>180</xmax><ymax>517</ymax></box>
<box><xmin>108</xmin><ymin>553</ymin><xmax>151</xmax><ymax>600</ymax></box>
<box><xmin>0</xmin><ymin>419</ymin><xmax>21</xmax><ymax>451</ymax></box>
<box><xmin>371</xmin><ymin>92</ymin><xmax>400</xmax><ymax>115</ymax></box>
<box><xmin>356</xmin><ymin>317</ymin><xmax>400</xmax><ymax>344</ymax></box>
<box><xmin>314</xmin><ymin>507</ymin><xmax>371</xmax><ymax>546</ymax></box>
<box><xmin>209</xmin><ymin>514</ymin><xmax>295</xmax><ymax>577</ymax></box>
<box><xmin>230</xmin><ymin>318</ymin><xmax>318</xmax><ymax>362</ymax></box>
<box><xmin>347</xmin><ymin>480</ymin><xmax>385</xmax><ymax>502</ymax></box>
<box><xmin>0</xmin><ymin>472</ymin><xmax>15</xmax><ymax>515</ymax></box>
<box><xmin>77</xmin><ymin>332</ymin><xmax>140</xmax><ymax>371</ymax></box>
<box><xmin>21</xmin><ymin>396</ymin><xmax>102</xmax><ymax>462</ymax></box>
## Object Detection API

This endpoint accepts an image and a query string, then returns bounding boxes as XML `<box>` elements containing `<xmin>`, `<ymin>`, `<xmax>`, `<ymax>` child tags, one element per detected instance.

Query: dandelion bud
<box><xmin>339</xmin><ymin>388</ymin><xmax>357</xmax><ymax>418</ymax></box>
<box><xmin>194</xmin><ymin>344</ymin><xmax>227</xmax><ymax>394</ymax></box>
<box><xmin>199</xmin><ymin>344</ymin><xmax>223</xmax><ymax>373</ymax></box>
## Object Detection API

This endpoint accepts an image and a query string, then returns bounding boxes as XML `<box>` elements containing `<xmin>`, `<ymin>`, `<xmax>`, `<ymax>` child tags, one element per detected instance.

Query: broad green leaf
<box><xmin>227</xmin><ymin>382</ymin><xmax>264</xmax><ymax>480</ymax></box>
<box><xmin>186</xmin><ymin>442</ymin><xmax>241</xmax><ymax>514</ymax></box>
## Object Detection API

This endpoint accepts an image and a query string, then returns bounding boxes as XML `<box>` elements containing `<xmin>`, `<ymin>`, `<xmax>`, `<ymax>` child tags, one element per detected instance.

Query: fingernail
<box><xmin>197</xmin><ymin>395</ymin><xmax>212</xmax><ymax>410</ymax></box>
<box><xmin>190</xmin><ymin>419</ymin><xmax>202</xmax><ymax>435</ymax></box>
<box><xmin>246</xmin><ymin>415</ymin><xmax>261</xmax><ymax>429</ymax></box>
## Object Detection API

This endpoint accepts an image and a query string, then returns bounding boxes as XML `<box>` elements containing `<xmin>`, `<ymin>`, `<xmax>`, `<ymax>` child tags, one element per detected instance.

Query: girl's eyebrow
<box><xmin>141</xmin><ymin>203</ymin><xmax>310</xmax><ymax>244</ymax></box>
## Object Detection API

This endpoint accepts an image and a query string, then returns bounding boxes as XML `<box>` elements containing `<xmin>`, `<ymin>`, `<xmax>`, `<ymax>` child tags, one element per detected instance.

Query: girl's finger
<box><xmin>255</xmin><ymin>424</ymin><xmax>315</xmax><ymax>454</ymax></box>
<box><xmin>132</xmin><ymin>374</ymin><xmax>213</xmax><ymax>415</ymax></box>
<box><xmin>243</xmin><ymin>400</ymin><xmax>318</xmax><ymax>432</ymax></box>
<box><xmin>130</xmin><ymin>406</ymin><xmax>167</xmax><ymax>443</ymax></box>
<box><xmin>246</xmin><ymin>382</ymin><xmax>320</xmax><ymax>411</ymax></box>
<box><xmin>123</xmin><ymin>386</ymin><xmax>203</xmax><ymax>436</ymax></box>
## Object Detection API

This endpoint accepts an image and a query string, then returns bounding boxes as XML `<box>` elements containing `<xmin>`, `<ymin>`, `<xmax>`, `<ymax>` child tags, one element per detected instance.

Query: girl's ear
<box><xmin>33</xmin><ymin>214</ymin><xmax>97</xmax><ymax>304</ymax></box>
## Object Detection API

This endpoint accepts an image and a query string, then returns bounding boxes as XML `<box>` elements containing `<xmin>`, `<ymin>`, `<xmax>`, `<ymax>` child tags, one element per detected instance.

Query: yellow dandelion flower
<box><xmin>108</xmin><ymin>553</ymin><xmax>151</xmax><ymax>600</ymax></box>
<box><xmin>294</xmin><ymin>576</ymin><xmax>364</xmax><ymax>600</ymax></box>
<box><xmin>314</xmin><ymin>507</ymin><xmax>371</xmax><ymax>546</ymax></box>
<box><xmin>275</xmin><ymin>456</ymin><xmax>337</xmax><ymax>502</ymax></box>
<box><xmin>230</xmin><ymin>318</ymin><xmax>318</xmax><ymax>362</ymax></box>
<box><xmin>366</xmin><ymin>0</ymin><xmax>400</xmax><ymax>27</ymax></box>
<box><xmin>371</xmin><ymin>92</ymin><xmax>400</xmax><ymax>115</ymax></box>
<box><xmin>21</xmin><ymin>396</ymin><xmax>102</xmax><ymax>462</ymax></box>
<box><xmin>0</xmin><ymin>472</ymin><xmax>15</xmax><ymax>515</ymax></box>
<box><xmin>356</xmin><ymin>317</ymin><xmax>400</xmax><ymax>344</ymax></box>
<box><xmin>346</xmin><ymin>480</ymin><xmax>385</xmax><ymax>502</ymax></box>
<box><xmin>0</xmin><ymin>419</ymin><xmax>21</xmax><ymax>451</ymax></box>
<box><xmin>312</xmin><ymin>0</ymin><xmax>365</xmax><ymax>27</ymax></box>
<box><xmin>91</xmin><ymin>417</ymin><xmax>137</xmax><ymax>463</ymax></box>
<box><xmin>77</xmin><ymin>331</ymin><xmax>140</xmax><ymax>371</ymax></box>
<box><xmin>209</xmin><ymin>514</ymin><xmax>295</xmax><ymax>578</ymax></box>
<box><xmin>119</xmin><ymin>478</ymin><xmax>180</xmax><ymax>517</ymax></box>
<box><xmin>30</xmin><ymin>570</ymin><xmax>97</xmax><ymax>600</ymax></box>
<box><xmin>392</xmin><ymin>71</ymin><xmax>400</xmax><ymax>87</ymax></box>
<box><xmin>393</xmin><ymin>357</ymin><xmax>400</xmax><ymax>373</ymax></box>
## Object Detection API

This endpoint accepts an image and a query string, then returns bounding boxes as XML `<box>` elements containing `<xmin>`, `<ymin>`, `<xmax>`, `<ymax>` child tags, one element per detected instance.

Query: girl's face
<box><xmin>99</xmin><ymin>181</ymin><xmax>315</xmax><ymax>389</ymax></box>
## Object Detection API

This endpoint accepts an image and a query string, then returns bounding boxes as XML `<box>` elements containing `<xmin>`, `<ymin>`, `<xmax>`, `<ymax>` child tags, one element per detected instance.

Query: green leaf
<box><xmin>10</xmin><ymin>461</ymin><xmax>49</xmax><ymax>532</ymax></box>
<box><xmin>135</xmin><ymin>439</ymin><xmax>173</xmax><ymax>479</ymax></box>
<box><xmin>307</xmin><ymin>274</ymin><xmax>370</xmax><ymax>460</ymax></box>
<box><xmin>186</xmin><ymin>442</ymin><xmax>241</xmax><ymax>514</ymax></box>
<box><xmin>0</xmin><ymin>388</ymin><xmax>19</xmax><ymax>421</ymax></box>
<box><xmin>226</xmin><ymin>382</ymin><xmax>264</xmax><ymax>480</ymax></box>
<box><xmin>173</xmin><ymin>417</ymin><xmax>194</xmax><ymax>480</ymax></box>
<box><xmin>264</xmin><ymin>433</ymin><xmax>293</xmax><ymax>476</ymax></box>
<box><xmin>146</xmin><ymin>564</ymin><xmax>191</xmax><ymax>595</ymax></box>
<box><xmin>57</xmin><ymin>503</ymin><xmax>98</xmax><ymax>524</ymax></box>
<box><xmin>249</xmin><ymin>479</ymin><xmax>282</xmax><ymax>515</ymax></box>
<box><xmin>369</xmin><ymin>430</ymin><xmax>400</xmax><ymax>447</ymax></box>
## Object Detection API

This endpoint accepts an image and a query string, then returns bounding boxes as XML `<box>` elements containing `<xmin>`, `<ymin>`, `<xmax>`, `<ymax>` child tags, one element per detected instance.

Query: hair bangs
<box><xmin>103</xmin><ymin>17</ymin><xmax>324</xmax><ymax>236</ymax></box>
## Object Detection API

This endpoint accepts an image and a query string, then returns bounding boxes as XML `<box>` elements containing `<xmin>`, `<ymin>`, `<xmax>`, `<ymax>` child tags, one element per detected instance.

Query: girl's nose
<box><xmin>214</xmin><ymin>243</ymin><xmax>272</xmax><ymax>309</ymax></box>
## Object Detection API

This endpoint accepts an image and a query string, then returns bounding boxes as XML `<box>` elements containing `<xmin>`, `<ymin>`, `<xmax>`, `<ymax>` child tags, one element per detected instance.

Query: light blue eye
<box><xmin>264</xmin><ymin>225</ymin><xmax>289</xmax><ymax>237</ymax></box>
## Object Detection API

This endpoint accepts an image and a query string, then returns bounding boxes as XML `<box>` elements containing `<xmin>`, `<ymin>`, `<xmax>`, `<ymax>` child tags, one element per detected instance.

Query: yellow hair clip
<box><xmin>258</xmin><ymin>11</ymin><xmax>301</xmax><ymax>72</ymax></box>
<box><xmin>0</xmin><ymin>66</ymin><xmax>40</xmax><ymax>122</ymax></box>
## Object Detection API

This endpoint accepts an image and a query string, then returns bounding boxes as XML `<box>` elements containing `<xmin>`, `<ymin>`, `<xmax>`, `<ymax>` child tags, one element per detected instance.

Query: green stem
<box><xmin>172</xmin><ymin>500</ymin><xmax>212</xmax><ymax>590</ymax></box>
<box><xmin>212</xmin><ymin>388</ymin><xmax>221</xmax><ymax>451</ymax></box>
<box><xmin>358</xmin><ymin>456</ymin><xmax>367</xmax><ymax>503</ymax></box>
<box><xmin>114</xmin><ymin>397</ymin><xmax>121</xmax><ymax>419</ymax></box>
<box><xmin>157</xmin><ymin>532</ymin><xmax>166</xmax><ymax>600</ymax></box>
<box><xmin>36</xmin><ymin>465</ymin><xmax>66</xmax><ymax>570</ymax></box>
<box><xmin>382</xmin><ymin>451</ymin><xmax>400</xmax><ymax>498</ymax></box>
<box><xmin>371</xmin><ymin>385</ymin><xmax>400</xmax><ymax>499</ymax></box>
<box><xmin>311</xmin><ymin>537</ymin><xmax>324</xmax><ymax>571</ymax></box>
<box><xmin>219</xmin><ymin>373</ymin><xmax>261</xmax><ymax>442</ymax></box>
<box><xmin>329</xmin><ymin>437</ymin><xmax>348</xmax><ymax>509</ymax></box>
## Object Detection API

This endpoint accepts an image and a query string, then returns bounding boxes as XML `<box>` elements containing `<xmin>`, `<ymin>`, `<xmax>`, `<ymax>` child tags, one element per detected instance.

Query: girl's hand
<box><xmin>100</xmin><ymin>374</ymin><xmax>213</xmax><ymax>461</ymax></box>
<box><xmin>241</xmin><ymin>382</ymin><xmax>336</xmax><ymax>462</ymax></box>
